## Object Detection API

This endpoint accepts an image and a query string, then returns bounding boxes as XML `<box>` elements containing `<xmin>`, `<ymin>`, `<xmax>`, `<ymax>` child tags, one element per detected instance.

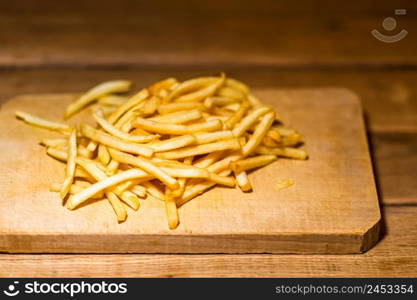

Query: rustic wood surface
<box><xmin>0</xmin><ymin>0</ymin><xmax>416</xmax><ymax>276</ymax></box>
<box><xmin>0</xmin><ymin>89</ymin><xmax>380</xmax><ymax>254</ymax></box>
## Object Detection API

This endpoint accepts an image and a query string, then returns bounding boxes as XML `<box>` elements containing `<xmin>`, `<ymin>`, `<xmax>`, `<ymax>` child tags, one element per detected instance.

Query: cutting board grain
<box><xmin>0</xmin><ymin>88</ymin><xmax>381</xmax><ymax>254</ymax></box>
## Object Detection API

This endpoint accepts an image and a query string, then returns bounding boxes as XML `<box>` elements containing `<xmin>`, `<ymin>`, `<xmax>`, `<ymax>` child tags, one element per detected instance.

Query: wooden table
<box><xmin>1</xmin><ymin>1</ymin><xmax>416</xmax><ymax>277</ymax></box>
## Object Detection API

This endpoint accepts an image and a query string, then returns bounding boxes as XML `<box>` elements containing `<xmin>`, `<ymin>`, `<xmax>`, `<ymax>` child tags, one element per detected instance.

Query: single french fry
<box><xmin>229</xmin><ymin>155</ymin><xmax>277</xmax><ymax>173</ymax></box>
<box><xmin>133</xmin><ymin>118</ymin><xmax>222</xmax><ymax>135</ymax></box>
<box><xmin>193</xmin><ymin>131</ymin><xmax>234</xmax><ymax>144</ymax></box>
<box><xmin>177</xmin><ymin>169</ymin><xmax>231</xmax><ymax>207</ymax></box>
<box><xmin>234</xmin><ymin>170</ymin><xmax>252</xmax><ymax>192</ymax></box>
<box><xmin>150</xmin><ymin>109</ymin><xmax>202</xmax><ymax>124</ymax></box>
<box><xmin>81</xmin><ymin>124</ymin><xmax>153</xmax><ymax>157</ymax></box>
<box><xmin>225</xmin><ymin>78</ymin><xmax>249</xmax><ymax>94</ymax></box>
<box><xmin>224</xmin><ymin>101</ymin><xmax>250</xmax><ymax>129</ymax></box>
<box><xmin>105</xmin><ymin>160</ymin><xmax>120</xmax><ymax>176</ymax></box>
<box><xmin>65</xmin><ymin>80</ymin><xmax>132</xmax><ymax>118</ymax></box>
<box><xmin>216</xmin><ymin>86</ymin><xmax>245</xmax><ymax>100</ymax></box>
<box><xmin>68</xmin><ymin>168</ymin><xmax>150</xmax><ymax>209</ymax></box>
<box><xmin>108</xmin><ymin>148</ymin><xmax>179</xmax><ymax>190</ymax></box>
<box><xmin>167</xmin><ymin>76</ymin><xmax>220</xmax><ymax>101</ymax></box>
<box><xmin>98</xmin><ymin>95</ymin><xmax>128</xmax><ymax>106</ymax></box>
<box><xmin>242</xmin><ymin>112</ymin><xmax>275</xmax><ymax>156</ymax></box>
<box><xmin>93</xmin><ymin>112</ymin><xmax>159</xmax><ymax>143</ymax></box>
<box><xmin>40</xmin><ymin>138</ymin><xmax>68</xmax><ymax>148</ymax></box>
<box><xmin>164</xmin><ymin>188</ymin><xmax>179</xmax><ymax>229</ymax></box>
<box><xmin>232</xmin><ymin>105</ymin><xmax>272</xmax><ymax>137</ymax></box>
<box><xmin>60</xmin><ymin>129</ymin><xmax>77</xmax><ymax>199</ymax></box>
<box><xmin>156</xmin><ymin>138</ymin><xmax>241</xmax><ymax>160</ymax></box>
<box><xmin>255</xmin><ymin>145</ymin><xmax>308</xmax><ymax>160</ymax></box>
<box><xmin>131</xmin><ymin>185</ymin><xmax>147</xmax><ymax>198</ymax></box>
<box><xmin>149</xmin><ymin>135</ymin><xmax>196</xmax><ymax>152</ymax></box>
<box><xmin>119</xmin><ymin>191</ymin><xmax>140</xmax><ymax>211</ymax></box>
<box><xmin>174</xmin><ymin>76</ymin><xmax>224</xmax><ymax>102</ymax></box>
<box><xmin>15</xmin><ymin>111</ymin><xmax>72</xmax><ymax>134</ymax></box>
<box><xmin>247</xmin><ymin>93</ymin><xmax>262</xmax><ymax>107</ymax></box>
<box><xmin>157</xmin><ymin>102</ymin><xmax>206</xmax><ymax>114</ymax></box>
<box><xmin>139</xmin><ymin>96</ymin><xmax>160</xmax><ymax>115</ymax></box>
<box><xmin>98</xmin><ymin>144</ymin><xmax>111</xmax><ymax>166</ymax></box>
<box><xmin>50</xmin><ymin>182</ymin><xmax>104</xmax><ymax>199</ymax></box>
<box><xmin>204</xmin><ymin>96</ymin><xmax>239</xmax><ymax>108</ymax></box>
<box><xmin>148</xmin><ymin>78</ymin><xmax>178</xmax><ymax>95</ymax></box>
<box><xmin>107</xmin><ymin>88</ymin><xmax>149</xmax><ymax>124</ymax></box>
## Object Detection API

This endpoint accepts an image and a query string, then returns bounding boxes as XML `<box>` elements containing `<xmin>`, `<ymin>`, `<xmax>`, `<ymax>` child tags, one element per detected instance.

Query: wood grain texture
<box><xmin>0</xmin><ymin>205</ymin><xmax>415</xmax><ymax>278</ymax></box>
<box><xmin>0</xmin><ymin>89</ymin><xmax>380</xmax><ymax>253</ymax></box>
<box><xmin>0</xmin><ymin>8</ymin><xmax>416</xmax><ymax>67</ymax></box>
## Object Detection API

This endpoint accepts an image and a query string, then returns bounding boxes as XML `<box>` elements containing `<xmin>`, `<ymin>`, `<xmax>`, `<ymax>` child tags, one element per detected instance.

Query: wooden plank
<box><xmin>370</xmin><ymin>132</ymin><xmax>417</xmax><ymax>205</ymax></box>
<box><xmin>0</xmin><ymin>89</ymin><xmax>380</xmax><ymax>253</ymax></box>
<box><xmin>2</xmin><ymin>0</ymin><xmax>417</xmax><ymax>15</ymax></box>
<box><xmin>0</xmin><ymin>206</ymin><xmax>415</xmax><ymax>277</ymax></box>
<box><xmin>0</xmin><ymin>11</ymin><xmax>416</xmax><ymax>67</ymax></box>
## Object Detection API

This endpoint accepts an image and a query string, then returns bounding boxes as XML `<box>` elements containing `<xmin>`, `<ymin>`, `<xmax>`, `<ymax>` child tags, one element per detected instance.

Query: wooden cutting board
<box><xmin>0</xmin><ymin>88</ymin><xmax>381</xmax><ymax>254</ymax></box>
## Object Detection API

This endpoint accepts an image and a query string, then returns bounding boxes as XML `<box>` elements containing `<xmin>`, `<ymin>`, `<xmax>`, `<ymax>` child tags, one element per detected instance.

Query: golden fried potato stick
<box><xmin>167</xmin><ymin>76</ymin><xmax>220</xmax><ymax>101</ymax></box>
<box><xmin>98</xmin><ymin>95</ymin><xmax>128</xmax><ymax>107</ymax></box>
<box><xmin>142</xmin><ymin>181</ymin><xmax>165</xmax><ymax>201</ymax></box>
<box><xmin>164</xmin><ymin>188</ymin><xmax>179</xmax><ymax>229</ymax></box>
<box><xmin>65</xmin><ymin>80</ymin><xmax>132</xmax><ymax>118</ymax></box>
<box><xmin>40</xmin><ymin>138</ymin><xmax>68</xmax><ymax>148</ymax></box>
<box><xmin>97</xmin><ymin>144</ymin><xmax>111</xmax><ymax>165</ymax></box>
<box><xmin>217</xmin><ymin>86</ymin><xmax>246</xmax><ymax>100</ymax></box>
<box><xmin>229</xmin><ymin>155</ymin><xmax>277</xmax><ymax>173</ymax></box>
<box><xmin>224</xmin><ymin>101</ymin><xmax>251</xmax><ymax>129</ymax></box>
<box><xmin>242</xmin><ymin>112</ymin><xmax>275</xmax><ymax>156</ymax></box>
<box><xmin>173</xmin><ymin>156</ymin><xmax>193</xmax><ymax>198</ymax></box>
<box><xmin>234</xmin><ymin>170</ymin><xmax>252</xmax><ymax>192</ymax></box>
<box><xmin>15</xmin><ymin>111</ymin><xmax>72</xmax><ymax>134</ymax></box>
<box><xmin>81</xmin><ymin>124</ymin><xmax>153</xmax><ymax>157</ymax></box>
<box><xmin>204</xmin><ymin>96</ymin><xmax>240</xmax><ymax>108</ymax></box>
<box><xmin>119</xmin><ymin>191</ymin><xmax>140</xmax><ymax>211</ymax></box>
<box><xmin>157</xmin><ymin>102</ymin><xmax>206</xmax><ymax>115</ymax></box>
<box><xmin>108</xmin><ymin>148</ymin><xmax>179</xmax><ymax>190</ymax></box>
<box><xmin>174</xmin><ymin>75</ymin><xmax>225</xmax><ymax>102</ymax></box>
<box><xmin>68</xmin><ymin>168</ymin><xmax>148</xmax><ymax>210</ymax></box>
<box><xmin>225</xmin><ymin>78</ymin><xmax>249</xmax><ymax>94</ymax></box>
<box><xmin>155</xmin><ymin>138</ymin><xmax>241</xmax><ymax>160</ymax></box>
<box><xmin>232</xmin><ymin>105</ymin><xmax>272</xmax><ymax>137</ymax></box>
<box><xmin>107</xmin><ymin>88</ymin><xmax>149</xmax><ymax>124</ymax></box>
<box><xmin>159</xmin><ymin>166</ymin><xmax>234</xmax><ymax>187</ymax></box>
<box><xmin>150</xmin><ymin>109</ymin><xmax>203</xmax><ymax>124</ymax></box>
<box><xmin>133</xmin><ymin>118</ymin><xmax>222</xmax><ymax>135</ymax></box>
<box><xmin>93</xmin><ymin>112</ymin><xmax>159</xmax><ymax>143</ymax></box>
<box><xmin>139</xmin><ymin>96</ymin><xmax>160</xmax><ymax>115</ymax></box>
<box><xmin>148</xmin><ymin>78</ymin><xmax>178</xmax><ymax>95</ymax></box>
<box><xmin>193</xmin><ymin>151</ymin><xmax>225</xmax><ymax>169</ymax></box>
<box><xmin>50</xmin><ymin>182</ymin><xmax>104</xmax><ymax>199</ymax></box>
<box><xmin>177</xmin><ymin>169</ymin><xmax>231</xmax><ymax>207</ymax></box>
<box><xmin>193</xmin><ymin>131</ymin><xmax>235</xmax><ymax>144</ymax></box>
<box><xmin>255</xmin><ymin>145</ymin><xmax>308</xmax><ymax>160</ymax></box>
<box><xmin>60</xmin><ymin>129</ymin><xmax>77</xmax><ymax>199</ymax></box>
<box><xmin>149</xmin><ymin>135</ymin><xmax>196</xmax><ymax>152</ymax></box>
<box><xmin>131</xmin><ymin>185</ymin><xmax>147</xmax><ymax>198</ymax></box>
<box><xmin>247</xmin><ymin>93</ymin><xmax>262</xmax><ymax>107</ymax></box>
<box><xmin>105</xmin><ymin>160</ymin><xmax>120</xmax><ymax>176</ymax></box>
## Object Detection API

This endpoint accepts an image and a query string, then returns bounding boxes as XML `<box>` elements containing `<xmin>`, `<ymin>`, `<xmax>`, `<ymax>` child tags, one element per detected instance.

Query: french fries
<box><xmin>65</xmin><ymin>80</ymin><xmax>133</xmax><ymax>118</ymax></box>
<box><xmin>16</xmin><ymin>74</ymin><xmax>307</xmax><ymax>229</ymax></box>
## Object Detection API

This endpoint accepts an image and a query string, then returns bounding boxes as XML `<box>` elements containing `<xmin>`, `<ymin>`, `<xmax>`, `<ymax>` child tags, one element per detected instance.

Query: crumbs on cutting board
<box><xmin>274</xmin><ymin>179</ymin><xmax>294</xmax><ymax>191</ymax></box>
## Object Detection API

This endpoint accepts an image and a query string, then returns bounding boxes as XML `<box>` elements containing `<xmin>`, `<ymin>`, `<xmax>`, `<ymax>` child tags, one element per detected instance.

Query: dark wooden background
<box><xmin>1</xmin><ymin>0</ymin><xmax>416</xmax><ymax>277</ymax></box>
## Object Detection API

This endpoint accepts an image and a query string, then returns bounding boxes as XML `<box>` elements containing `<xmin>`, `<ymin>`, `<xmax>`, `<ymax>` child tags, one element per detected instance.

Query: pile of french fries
<box><xmin>15</xmin><ymin>74</ymin><xmax>307</xmax><ymax>229</ymax></box>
